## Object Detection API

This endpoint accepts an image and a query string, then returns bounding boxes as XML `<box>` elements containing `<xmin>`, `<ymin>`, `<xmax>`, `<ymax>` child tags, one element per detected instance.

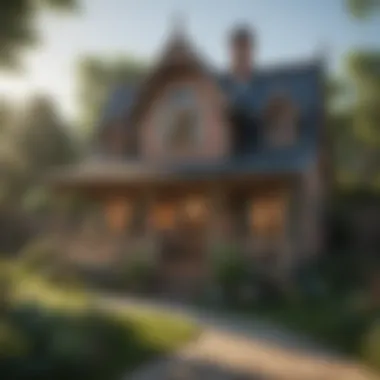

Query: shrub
<box><xmin>0</xmin><ymin>320</ymin><xmax>29</xmax><ymax>358</ymax></box>
<box><xmin>121</xmin><ymin>254</ymin><xmax>155</xmax><ymax>293</ymax></box>
<box><xmin>210</xmin><ymin>244</ymin><xmax>252</xmax><ymax>303</ymax></box>
<box><xmin>18</xmin><ymin>238</ymin><xmax>82</xmax><ymax>290</ymax></box>
<box><xmin>362</xmin><ymin>319</ymin><xmax>380</xmax><ymax>371</ymax></box>
<box><xmin>19</xmin><ymin>238</ymin><xmax>58</xmax><ymax>272</ymax></box>
<box><xmin>1</xmin><ymin>304</ymin><xmax>158</xmax><ymax>380</ymax></box>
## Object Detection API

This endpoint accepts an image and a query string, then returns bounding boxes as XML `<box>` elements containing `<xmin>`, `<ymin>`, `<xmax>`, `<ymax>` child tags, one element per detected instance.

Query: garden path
<box><xmin>101</xmin><ymin>295</ymin><xmax>379</xmax><ymax>380</ymax></box>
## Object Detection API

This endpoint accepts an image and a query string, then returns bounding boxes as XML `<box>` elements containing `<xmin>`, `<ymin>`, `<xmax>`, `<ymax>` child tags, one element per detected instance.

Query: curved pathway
<box><xmin>101</xmin><ymin>295</ymin><xmax>379</xmax><ymax>380</ymax></box>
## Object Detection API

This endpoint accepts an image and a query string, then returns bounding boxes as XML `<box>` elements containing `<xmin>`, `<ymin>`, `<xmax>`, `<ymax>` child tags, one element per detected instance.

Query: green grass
<box><xmin>250</xmin><ymin>297</ymin><xmax>372</xmax><ymax>356</ymax></box>
<box><xmin>114</xmin><ymin>308</ymin><xmax>199</xmax><ymax>352</ymax></box>
<box><xmin>0</xmin><ymin>259</ymin><xmax>198</xmax><ymax>379</ymax></box>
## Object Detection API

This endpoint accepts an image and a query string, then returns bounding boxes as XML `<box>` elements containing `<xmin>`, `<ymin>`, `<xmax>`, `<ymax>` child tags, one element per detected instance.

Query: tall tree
<box><xmin>347</xmin><ymin>0</ymin><xmax>380</xmax><ymax>18</ymax></box>
<box><xmin>0</xmin><ymin>99</ymin><xmax>25</xmax><ymax>204</ymax></box>
<box><xmin>0</xmin><ymin>95</ymin><xmax>77</xmax><ymax>209</ymax></box>
<box><xmin>17</xmin><ymin>95</ymin><xmax>76</xmax><ymax>171</ymax></box>
<box><xmin>0</xmin><ymin>0</ymin><xmax>78</xmax><ymax>70</ymax></box>
<box><xmin>76</xmin><ymin>55</ymin><xmax>147</xmax><ymax>136</ymax></box>
<box><xmin>341</xmin><ymin>0</ymin><xmax>380</xmax><ymax>188</ymax></box>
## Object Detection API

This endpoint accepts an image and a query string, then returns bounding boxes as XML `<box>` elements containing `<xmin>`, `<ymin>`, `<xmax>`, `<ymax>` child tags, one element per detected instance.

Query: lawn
<box><xmin>0</xmin><ymin>259</ymin><xmax>198</xmax><ymax>380</ymax></box>
<box><xmin>252</xmin><ymin>298</ymin><xmax>370</xmax><ymax>356</ymax></box>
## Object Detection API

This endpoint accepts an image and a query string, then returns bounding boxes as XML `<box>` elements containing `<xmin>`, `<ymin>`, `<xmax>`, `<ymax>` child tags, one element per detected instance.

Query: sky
<box><xmin>0</xmin><ymin>0</ymin><xmax>379</xmax><ymax>122</ymax></box>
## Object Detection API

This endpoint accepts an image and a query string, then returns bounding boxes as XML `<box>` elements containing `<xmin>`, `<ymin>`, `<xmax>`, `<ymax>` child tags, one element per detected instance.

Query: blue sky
<box><xmin>0</xmin><ymin>0</ymin><xmax>378</xmax><ymax>121</ymax></box>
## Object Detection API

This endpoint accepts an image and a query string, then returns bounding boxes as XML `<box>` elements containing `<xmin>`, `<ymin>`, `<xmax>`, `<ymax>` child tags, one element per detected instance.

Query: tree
<box><xmin>0</xmin><ymin>0</ymin><xmax>78</xmax><ymax>70</ymax></box>
<box><xmin>0</xmin><ymin>99</ymin><xmax>26</xmax><ymax>204</ymax></box>
<box><xmin>347</xmin><ymin>1</ymin><xmax>380</xmax><ymax>187</ymax></box>
<box><xmin>347</xmin><ymin>0</ymin><xmax>380</xmax><ymax>18</ymax></box>
<box><xmin>76</xmin><ymin>55</ymin><xmax>147</xmax><ymax>135</ymax></box>
<box><xmin>0</xmin><ymin>95</ymin><xmax>77</xmax><ymax>209</ymax></box>
<box><xmin>17</xmin><ymin>95</ymin><xmax>76</xmax><ymax>172</ymax></box>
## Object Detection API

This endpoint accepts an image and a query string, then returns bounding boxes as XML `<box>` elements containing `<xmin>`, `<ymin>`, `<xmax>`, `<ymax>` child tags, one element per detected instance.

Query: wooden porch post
<box><xmin>142</xmin><ymin>190</ymin><xmax>158</xmax><ymax>262</ymax></box>
<box><xmin>207</xmin><ymin>185</ymin><xmax>227</xmax><ymax>252</ymax></box>
<box><xmin>298</xmin><ymin>163</ymin><xmax>323</xmax><ymax>262</ymax></box>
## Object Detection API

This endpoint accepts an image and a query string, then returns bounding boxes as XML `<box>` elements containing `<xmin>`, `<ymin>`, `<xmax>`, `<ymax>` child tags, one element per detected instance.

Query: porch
<box><xmin>51</xmin><ymin>169</ymin><xmax>300</xmax><ymax>294</ymax></box>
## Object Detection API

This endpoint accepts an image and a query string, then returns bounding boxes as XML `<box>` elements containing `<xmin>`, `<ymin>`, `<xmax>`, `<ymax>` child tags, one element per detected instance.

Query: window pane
<box><xmin>250</xmin><ymin>195</ymin><xmax>286</xmax><ymax>237</ymax></box>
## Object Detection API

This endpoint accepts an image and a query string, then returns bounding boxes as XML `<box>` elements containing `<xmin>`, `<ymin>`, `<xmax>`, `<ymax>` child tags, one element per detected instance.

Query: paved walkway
<box><xmin>101</xmin><ymin>296</ymin><xmax>379</xmax><ymax>380</ymax></box>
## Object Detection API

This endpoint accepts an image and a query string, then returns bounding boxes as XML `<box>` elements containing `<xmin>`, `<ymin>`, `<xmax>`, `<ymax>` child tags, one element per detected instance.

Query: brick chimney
<box><xmin>230</xmin><ymin>24</ymin><xmax>255</xmax><ymax>82</ymax></box>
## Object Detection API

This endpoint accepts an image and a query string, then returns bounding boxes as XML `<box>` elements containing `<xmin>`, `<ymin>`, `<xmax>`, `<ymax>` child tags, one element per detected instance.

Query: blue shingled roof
<box><xmin>99</xmin><ymin>84</ymin><xmax>136</xmax><ymax>127</ymax></box>
<box><xmin>97</xmin><ymin>61</ymin><xmax>322</xmax><ymax>174</ymax></box>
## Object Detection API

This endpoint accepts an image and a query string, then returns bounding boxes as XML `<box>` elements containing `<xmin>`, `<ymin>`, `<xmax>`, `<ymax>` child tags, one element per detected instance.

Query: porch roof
<box><xmin>49</xmin><ymin>145</ymin><xmax>313</xmax><ymax>188</ymax></box>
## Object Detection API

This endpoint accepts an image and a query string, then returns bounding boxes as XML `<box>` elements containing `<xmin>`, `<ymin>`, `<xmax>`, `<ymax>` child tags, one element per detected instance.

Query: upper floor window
<box><xmin>263</xmin><ymin>93</ymin><xmax>299</xmax><ymax>147</ymax></box>
<box><xmin>163</xmin><ymin>86</ymin><xmax>200</xmax><ymax>150</ymax></box>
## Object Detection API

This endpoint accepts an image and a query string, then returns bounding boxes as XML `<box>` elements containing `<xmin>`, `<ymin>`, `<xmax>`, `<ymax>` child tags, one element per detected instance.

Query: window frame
<box><xmin>160</xmin><ymin>85</ymin><xmax>202</xmax><ymax>151</ymax></box>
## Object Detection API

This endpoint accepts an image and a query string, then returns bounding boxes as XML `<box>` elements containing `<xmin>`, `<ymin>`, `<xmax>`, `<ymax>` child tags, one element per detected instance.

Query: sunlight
<box><xmin>0</xmin><ymin>77</ymin><xmax>34</xmax><ymax>101</ymax></box>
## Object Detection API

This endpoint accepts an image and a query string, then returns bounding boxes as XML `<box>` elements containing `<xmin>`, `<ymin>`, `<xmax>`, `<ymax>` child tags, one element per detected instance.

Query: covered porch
<box><xmin>49</xmin><ymin>161</ymin><xmax>300</xmax><ymax>293</ymax></box>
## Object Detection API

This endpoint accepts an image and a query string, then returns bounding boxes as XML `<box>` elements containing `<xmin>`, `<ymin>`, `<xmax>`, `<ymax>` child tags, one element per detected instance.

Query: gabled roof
<box><xmin>99</xmin><ymin>84</ymin><xmax>136</xmax><ymax>126</ymax></box>
<box><xmin>94</xmin><ymin>28</ymin><xmax>324</xmax><ymax>176</ymax></box>
<box><xmin>100</xmin><ymin>60</ymin><xmax>322</xmax><ymax>126</ymax></box>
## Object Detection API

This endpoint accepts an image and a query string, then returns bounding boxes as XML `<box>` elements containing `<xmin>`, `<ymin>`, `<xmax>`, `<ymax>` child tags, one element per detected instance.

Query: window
<box><xmin>152</xmin><ymin>202</ymin><xmax>177</xmax><ymax>230</ymax></box>
<box><xmin>249</xmin><ymin>194</ymin><xmax>286</xmax><ymax>238</ymax></box>
<box><xmin>263</xmin><ymin>93</ymin><xmax>299</xmax><ymax>147</ymax></box>
<box><xmin>172</xmin><ymin>87</ymin><xmax>194</xmax><ymax>107</ymax></box>
<box><xmin>168</xmin><ymin>108</ymin><xmax>198</xmax><ymax>149</ymax></box>
<box><xmin>163</xmin><ymin>86</ymin><xmax>200</xmax><ymax>150</ymax></box>
<box><xmin>104</xmin><ymin>198</ymin><xmax>131</xmax><ymax>233</ymax></box>
<box><xmin>180</xmin><ymin>196</ymin><xmax>208</xmax><ymax>226</ymax></box>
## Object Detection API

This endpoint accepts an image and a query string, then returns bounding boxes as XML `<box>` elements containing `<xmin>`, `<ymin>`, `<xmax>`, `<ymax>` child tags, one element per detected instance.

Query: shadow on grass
<box><xmin>130</xmin><ymin>356</ymin><xmax>270</xmax><ymax>380</ymax></box>
<box><xmin>0</xmin><ymin>301</ymin><xmax>197</xmax><ymax>380</ymax></box>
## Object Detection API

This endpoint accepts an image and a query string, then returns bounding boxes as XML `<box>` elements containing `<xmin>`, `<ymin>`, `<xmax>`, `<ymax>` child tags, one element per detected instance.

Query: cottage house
<box><xmin>52</xmin><ymin>24</ymin><xmax>327</xmax><ymax>293</ymax></box>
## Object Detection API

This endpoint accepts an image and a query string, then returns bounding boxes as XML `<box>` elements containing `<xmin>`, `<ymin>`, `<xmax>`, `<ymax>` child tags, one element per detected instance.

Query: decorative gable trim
<box><xmin>128</xmin><ymin>29</ymin><xmax>226</xmax><ymax>125</ymax></box>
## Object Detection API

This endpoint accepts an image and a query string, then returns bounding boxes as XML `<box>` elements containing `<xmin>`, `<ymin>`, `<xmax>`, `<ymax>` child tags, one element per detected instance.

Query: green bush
<box><xmin>211</xmin><ymin>244</ymin><xmax>251</xmax><ymax>302</ymax></box>
<box><xmin>362</xmin><ymin>319</ymin><xmax>380</xmax><ymax>371</ymax></box>
<box><xmin>19</xmin><ymin>238</ymin><xmax>58</xmax><ymax>272</ymax></box>
<box><xmin>0</xmin><ymin>304</ymin><xmax>158</xmax><ymax>380</ymax></box>
<box><xmin>121</xmin><ymin>255</ymin><xmax>155</xmax><ymax>293</ymax></box>
<box><xmin>18</xmin><ymin>239</ymin><xmax>82</xmax><ymax>290</ymax></box>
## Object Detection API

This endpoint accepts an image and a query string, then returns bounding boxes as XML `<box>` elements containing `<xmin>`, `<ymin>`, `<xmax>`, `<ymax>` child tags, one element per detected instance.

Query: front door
<box><xmin>155</xmin><ymin>196</ymin><xmax>208</xmax><ymax>295</ymax></box>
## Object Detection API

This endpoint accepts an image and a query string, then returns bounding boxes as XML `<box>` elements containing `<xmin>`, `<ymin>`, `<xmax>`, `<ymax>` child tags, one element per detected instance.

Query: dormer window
<box><xmin>263</xmin><ymin>93</ymin><xmax>299</xmax><ymax>147</ymax></box>
<box><xmin>164</xmin><ymin>86</ymin><xmax>200</xmax><ymax>150</ymax></box>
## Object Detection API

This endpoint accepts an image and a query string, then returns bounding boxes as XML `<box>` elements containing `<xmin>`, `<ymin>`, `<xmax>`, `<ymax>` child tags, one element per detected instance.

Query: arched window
<box><xmin>163</xmin><ymin>86</ymin><xmax>200</xmax><ymax>150</ymax></box>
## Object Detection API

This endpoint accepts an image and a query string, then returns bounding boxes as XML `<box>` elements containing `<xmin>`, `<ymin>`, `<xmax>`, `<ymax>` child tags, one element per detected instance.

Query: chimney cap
<box><xmin>230</xmin><ymin>24</ymin><xmax>255</xmax><ymax>45</ymax></box>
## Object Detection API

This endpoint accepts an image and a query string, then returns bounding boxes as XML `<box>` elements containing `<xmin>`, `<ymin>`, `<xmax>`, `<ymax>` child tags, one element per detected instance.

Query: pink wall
<box><xmin>139</xmin><ymin>75</ymin><xmax>231</xmax><ymax>162</ymax></box>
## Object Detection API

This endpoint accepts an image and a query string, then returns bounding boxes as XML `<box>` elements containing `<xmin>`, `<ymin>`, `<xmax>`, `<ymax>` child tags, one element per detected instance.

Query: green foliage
<box><xmin>0</xmin><ymin>260</ymin><xmax>197</xmax><ymax>379</ymax></box>
<box><xmin>76</xmin><ymin>55</ymin><xmax>147</xmax><ymax>135</ymax></box>
<box><xmin>362</xmin><ymin>320</ymin><xmax>380</xmax><ymax>370</ymax></box>
<box><xmin>0</xmin><ymin>320</ymin><xmax>30</xmax><ymax>358</ymax></box>
<box><xmin>17</xmin><ymin>238</ymin><xmax>83</xmax><ymax>292</ymax></box>
<box><xmin>19</xmin><ymin>238</ymin><xmax>58</xmax><ymax>272</ymax></box>
<box><xmin>0</xmin><ymin>305</ymin><xmax>157</xmax><ymax>380</ymax></box>
<box><xmin>121</xmin><ymin>254</ymin><xmax>155</xmax><ymax>293</ymax></box>
<box><xmin>331</xmin><ymin>1</ymin><xmax>380</xmax><ymax>190</ymax></box>
<box><xmin>210</xmin><ymin>244</ymin><xmax>254</xmax><ymax>306</ymax></box>
<box><xmin>212</xmin><ymin>244</ymin><xmax>245</xmax><ymax>286</ymax></box>
<box><xmin>0</xmin><ymin>0</ymin><xmax>78</xmax><ymax>71</ymax></box>
<box><xmin>17</xmin><ymin>96</ymin><xmax>78</xmax><ymax>173</ymax></box>
<box><xmin>0</xmin><ymin>95</ymin><xmax>78</xmax><ymax>212</ymax></box>
<box><xmin>347</xmin><ymin>0</ymin><xmax>380</xmax><ymax>18</ymax></box>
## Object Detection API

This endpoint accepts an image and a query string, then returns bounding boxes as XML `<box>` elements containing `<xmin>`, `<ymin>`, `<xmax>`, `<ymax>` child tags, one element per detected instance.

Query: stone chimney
<box><xmin>229</xmin><ymin>24</ymin><xmax>255</xmax><ymax>81</ymax></box>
